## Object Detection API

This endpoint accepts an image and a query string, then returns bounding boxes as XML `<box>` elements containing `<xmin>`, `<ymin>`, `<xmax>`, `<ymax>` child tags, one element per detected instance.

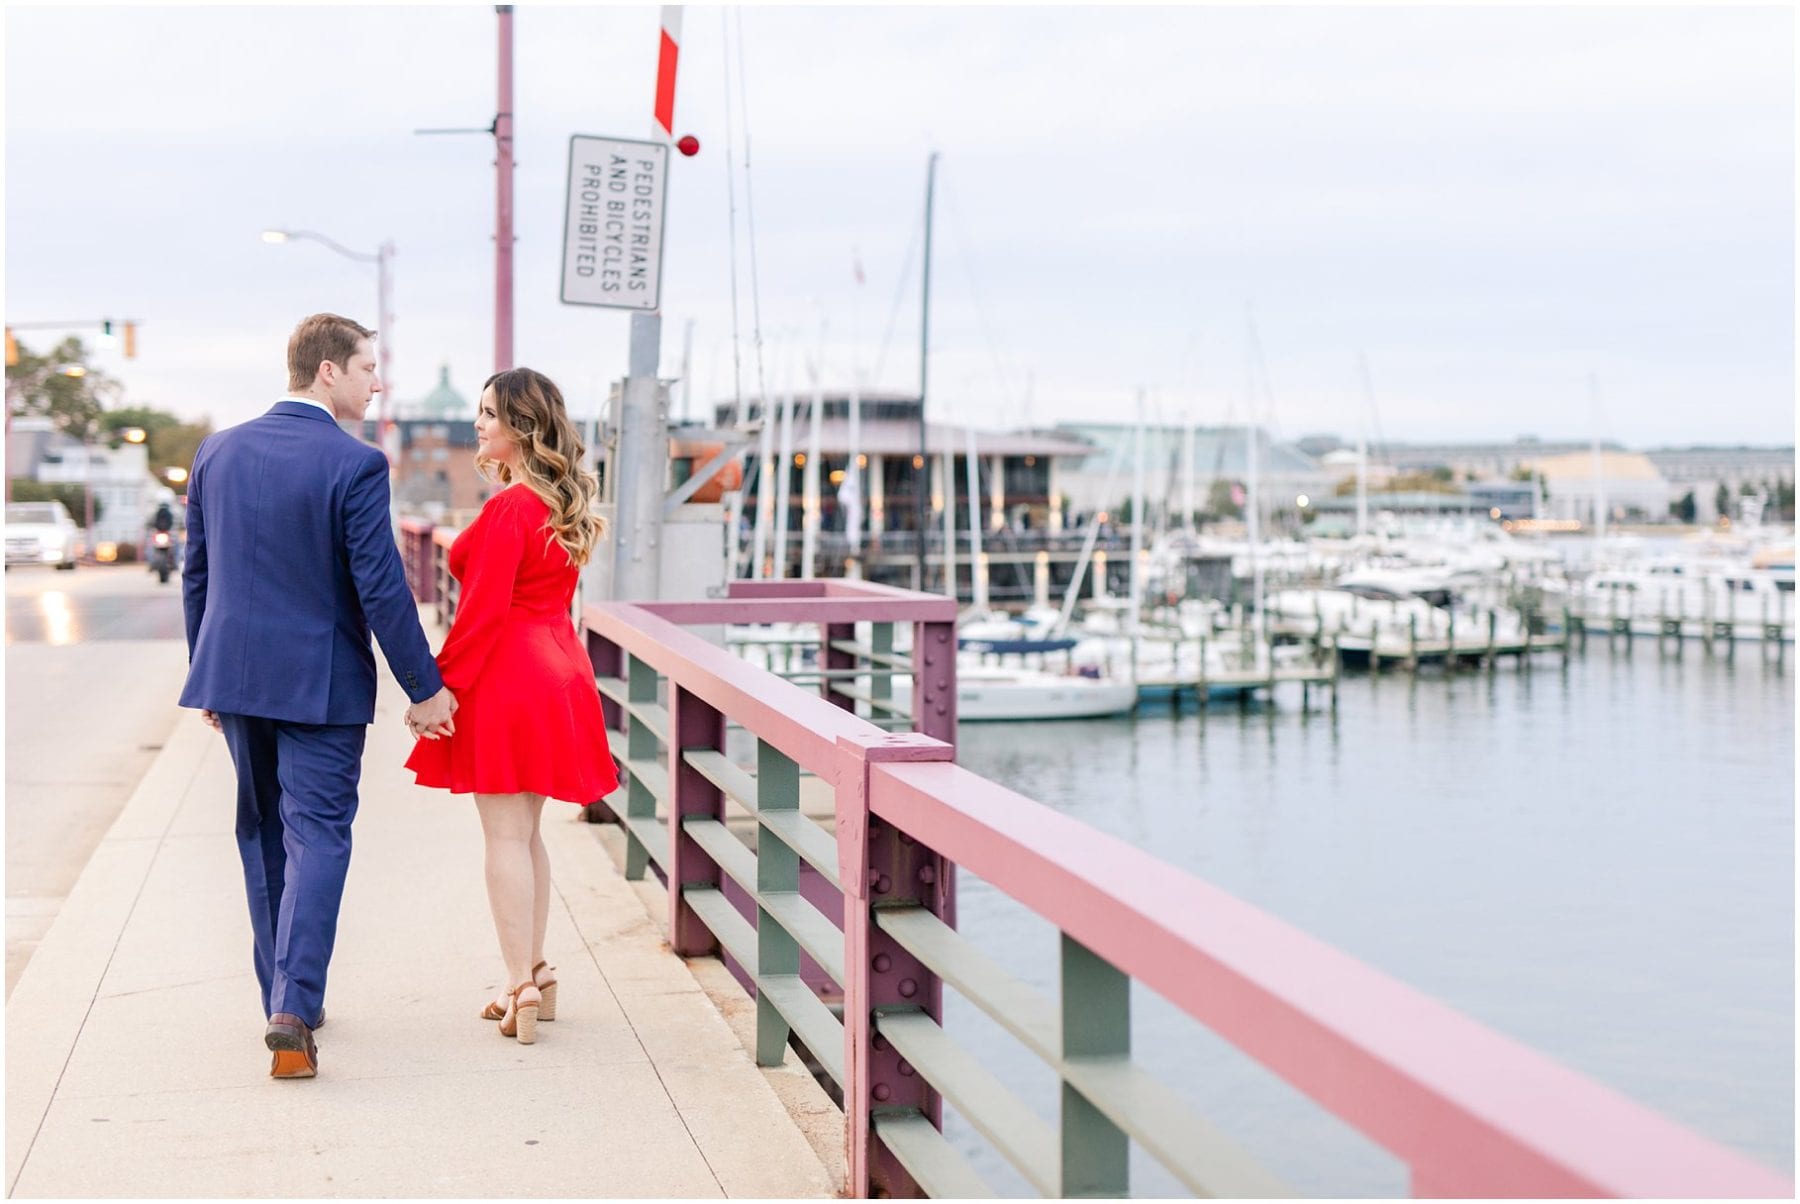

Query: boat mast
<box><xmin>914</xmin><ymin>152</ymin><xmax>939</xmax><ymax>592</ymax></box>
<box><xmin>801</xmin><ymin>316</ymin><xmax>825</xmax><ymax>578</ymax></box>
<box><xmin>1590</xmin><ymin>372</ymin><xmax>1606</xmax><ymax>549</ymax></box>
<box><xmin>1183</xmin><ymin>406</ymin><xmax>1197</xmax><ymax>537</ymax></box>
<box><xmin>965</xmin><ymin>424</ymin><xmax>986</xmax><ymax>612</ymax></box>
<box><xmin>845</xmin><ymin>257</ymin><xmax>865</xmax><ymax>568</ymax></box>
<box><xmin>1356</xmin><ymin>353</ymin><xmax>1376</xmax><ymax>540</ymax></box>
<box><xmin>1245</xmin><ymin>307</ymin><xmax>1265</xmax><ymax>643</ymax></box>
<box><xmin>1130</xmin><ymin>389</ymin><xmax>1147</xmax><ymax>663</ymax></box>
<box><xmin>772</xmin><ymin>356</ymin><xmax>796</xmax><ymax>578</ymax></box>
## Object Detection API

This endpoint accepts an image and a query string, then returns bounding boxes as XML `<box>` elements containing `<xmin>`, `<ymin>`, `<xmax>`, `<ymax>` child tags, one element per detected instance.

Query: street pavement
<box><xmin>5</xmin><ymin>613</ymin><xmax>844</xmax><ymax>1197</ymax></box>
<box><xmin>5</xmin><ymin>564</ymin><xmax>191</xmax><ymax>995</ymax></box>
<box><xmin>5</xmin><ymin>559</ymin><xmax>187</xmax><ymax>643</ymax></box>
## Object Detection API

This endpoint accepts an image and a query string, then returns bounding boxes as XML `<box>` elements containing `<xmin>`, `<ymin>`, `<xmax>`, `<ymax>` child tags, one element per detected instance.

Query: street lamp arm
<box><xmin>264</xmin><ymin>228</ymin><xmax>380</xmax><ymax>264</ymax></box>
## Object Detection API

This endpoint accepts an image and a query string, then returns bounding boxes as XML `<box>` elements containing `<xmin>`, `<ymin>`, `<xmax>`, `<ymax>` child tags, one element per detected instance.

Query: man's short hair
<box><xmin>287</xmin><ymin>313</ymin><xmax>375</xmax><ymax>391</ymax></box>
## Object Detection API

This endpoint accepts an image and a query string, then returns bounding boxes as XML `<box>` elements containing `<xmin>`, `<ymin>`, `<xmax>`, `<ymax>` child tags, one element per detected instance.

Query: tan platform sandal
<box><xmin>498</xmin><ymin>981</ymin><xmax>540</xmax><ymax>1044</ymax></box>
<box><xmin>480</xmin><ymin>962</ymin><xmax>556</xmax><ymax>1021</ymax></box>
<box><xmin>533</xmin><ymin>960</ymin><xmax>558</xmax><ymax>1022</ymax></box>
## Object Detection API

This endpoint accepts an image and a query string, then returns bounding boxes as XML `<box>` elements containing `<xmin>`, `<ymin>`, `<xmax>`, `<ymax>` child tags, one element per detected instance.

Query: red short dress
<box><xmin>406</xmin><ymin>484</ymin><xmax>619</xmax><ymax>802</ymax></box>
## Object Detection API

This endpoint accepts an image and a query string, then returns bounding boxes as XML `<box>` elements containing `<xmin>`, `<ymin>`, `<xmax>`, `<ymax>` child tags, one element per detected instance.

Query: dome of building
<box><xmin>410</xmin><ymin>364</ymin><xmax>469</xmax><ymax>420</ymax></box>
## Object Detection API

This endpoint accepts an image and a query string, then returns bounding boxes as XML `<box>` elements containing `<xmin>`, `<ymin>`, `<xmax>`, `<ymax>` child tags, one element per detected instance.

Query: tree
<box><xmin>1387</xmin><ymin>470</ymin><xmax>1462</xmax><ymax>495</ymax></box>
<box><xmin>1669</xmin><ymin>490</ymin><xmax>1697</xmax><ymax>524</ymax></box>
<box><xmin>7</xmin><ymin>336</ymin><xmax>210</xmax><ymax>493</ymax></box>
<box><xmin>150</xmin><ymin>419</ymin><xmax>211</xmax><ymax>481</ymax></box>
<box><xmin>8</xmin><ymin>479</ymin><xmax>101</xmax><ymax>522</ymax></box>
<box><xmin>1715</xmin><ymin>481</ymin><xmax>1732</xmax><ymax>520</ymax></box>
<box><xmin>100</xmin><ymin>404</ymin><xmax>211</xmax><ymax>480</ymax></box>
<box><xmin>4</xmin><ymin>336</ymin><xmax>120</xmax><ymax>441</ymax></box>
<box><xmin>1205</xmin><ymin>478</ymin><xmax>1242</xmax><ymax>519</ymax></box>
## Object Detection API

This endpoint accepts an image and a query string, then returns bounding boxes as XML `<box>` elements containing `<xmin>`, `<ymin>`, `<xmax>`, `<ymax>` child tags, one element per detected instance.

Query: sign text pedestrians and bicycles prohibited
<box><xmin>561</xmin><ymin>135</ymin><xmax>669</xmax><ymax>311</ymax></box>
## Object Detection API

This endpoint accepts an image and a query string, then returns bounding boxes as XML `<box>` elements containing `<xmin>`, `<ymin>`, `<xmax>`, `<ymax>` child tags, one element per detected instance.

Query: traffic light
<box><xmin>4</xmin><ymin>329</ymin><xmax>17</xmax><ymax>367</ymax></box>
<box><xmin>123</xmin><ymin>322</ymin><xmax>137</xmax><ymax>359</ymax></box>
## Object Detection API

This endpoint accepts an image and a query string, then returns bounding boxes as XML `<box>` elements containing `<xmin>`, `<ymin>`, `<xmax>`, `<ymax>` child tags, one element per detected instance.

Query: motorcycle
<box><xmin>149</xmin><ymin>530</ymin><xmax>176</xmax><ymax>584</ymax></box>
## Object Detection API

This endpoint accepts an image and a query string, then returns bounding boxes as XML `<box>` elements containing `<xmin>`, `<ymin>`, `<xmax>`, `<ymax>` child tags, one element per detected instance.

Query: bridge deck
<box><xmin>4</xmin><ymin>660</ymin><xmax>841</xmax><ymax>1198</ymax></box>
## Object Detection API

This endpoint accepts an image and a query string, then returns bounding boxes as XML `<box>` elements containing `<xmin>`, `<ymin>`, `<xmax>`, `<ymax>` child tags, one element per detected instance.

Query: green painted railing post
<box><xmin>623</xmin><ymin>653</ymin><xmax>660</xmax><ymax>881</ymax></box>
<box><xmin>755</xmin><ymin>738</ymin><xmax>800</xmax><ymax>1068</ymax></box>
<box><xmin>583</xmin><ymin>630</ymin><xmax>625</xmax><ymax>826</ymax></box>
<box><xmin>872</xmin><ymin>621</ymin><xmax>896</xmax><ymax>720</ymax></box>
<box><xmin>668</xmin><ymin>686</ymin><xmax>725</xmax><ymax>956</ymax></box>
<box><xmin>1060</xmin><ymin>933</ymin><xmax>1129</xmax><ymax>1197</ymax></box>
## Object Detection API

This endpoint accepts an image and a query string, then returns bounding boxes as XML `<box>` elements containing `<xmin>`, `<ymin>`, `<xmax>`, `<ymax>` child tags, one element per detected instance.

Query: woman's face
<box><xmin>475</xmin><ymin>385</ymin><xmax>519</xmax><ymax>467</ymax></box>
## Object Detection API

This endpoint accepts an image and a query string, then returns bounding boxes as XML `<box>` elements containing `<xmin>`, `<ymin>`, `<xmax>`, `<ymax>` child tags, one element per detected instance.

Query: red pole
<box><xmin>494</xmin><ymin>5</ymin><xmax>515</xmax><ymax>374</ymax></box>
<box><xmin>377</xmin><ymin>240</ymin><xmax>395</xmax><ymax>461</ymax></box>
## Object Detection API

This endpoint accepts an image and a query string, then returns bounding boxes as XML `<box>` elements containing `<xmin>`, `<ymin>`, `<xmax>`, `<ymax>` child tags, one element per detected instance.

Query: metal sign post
<box><xmin>560</xmin><ymin>133</ymin><xmax>673</xmax><ymax>603</ymax></box>
<box><xmin>562</xmin><ymin>7</ymin><xmax>687</xmax><ymax>604</ymax></box>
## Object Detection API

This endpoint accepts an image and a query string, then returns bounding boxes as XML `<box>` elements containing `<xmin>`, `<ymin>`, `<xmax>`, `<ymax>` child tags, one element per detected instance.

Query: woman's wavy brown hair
<box><xmin>474</xmin><ymin>368</ymin><xmax>606</xmax><ymax>566</ymax></box>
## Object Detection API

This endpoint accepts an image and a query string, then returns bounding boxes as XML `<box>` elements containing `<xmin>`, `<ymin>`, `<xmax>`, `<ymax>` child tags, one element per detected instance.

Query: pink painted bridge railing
<box><xmin>579</xmin><ymin>581</ymin><xmax>1788</xmax><ymax>1199</ymax></box>
<box><xmin>392</xmin><ymin>524</ymin><xmax>1787</xmax><ymax>1198</ymax></box>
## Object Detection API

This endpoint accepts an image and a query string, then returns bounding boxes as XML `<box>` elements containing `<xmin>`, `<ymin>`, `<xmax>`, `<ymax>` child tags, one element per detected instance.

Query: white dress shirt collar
<box><xmin>279</xmin><ymin>395</ymin><xmax>337</xmax><ymax>418</ymax></box>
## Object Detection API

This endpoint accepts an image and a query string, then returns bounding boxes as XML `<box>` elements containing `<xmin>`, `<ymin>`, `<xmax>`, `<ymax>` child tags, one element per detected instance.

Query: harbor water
<box><xmin>942</xmin><ymin>639</ymin><xmax>1794</xmax><ymax>1195</ymax></box>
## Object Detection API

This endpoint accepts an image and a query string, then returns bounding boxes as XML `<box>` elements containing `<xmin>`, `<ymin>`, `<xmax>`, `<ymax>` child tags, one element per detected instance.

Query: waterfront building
<box><xmin>710</xmin><ymin>393</ymin><xmax>1096</xmax><ymax>583</ymax></box>
<box><xmin>1370</xmin><ymin>437</ymin><xmax>1624</xmax><ymax>481</ymax></box>
<box><xmin>1643</xmin><ymin>446</ymin><xmax>1796</xmax><ymax>523</ymax></box>
<box><xmin>1529</xmin><ymin>450</ymin><xmax>1671</xmax><ymax>525</ymax></box>
<box><xmin>1052</xmin><ymin>423</ymin><xmax>1332</xmax><ymax>523</ymax></box>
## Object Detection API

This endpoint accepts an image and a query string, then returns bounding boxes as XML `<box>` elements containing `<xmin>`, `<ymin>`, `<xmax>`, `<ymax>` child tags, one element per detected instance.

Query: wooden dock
<box><xmin>1126</xmin><ymin>630</ymin><xmax>1340</xmax><ymax>710</ymax></box>
<box><xmin>1267</xmin><ymin>610</ymin><xmax>1569</xmax><ymax>674</ymax></box>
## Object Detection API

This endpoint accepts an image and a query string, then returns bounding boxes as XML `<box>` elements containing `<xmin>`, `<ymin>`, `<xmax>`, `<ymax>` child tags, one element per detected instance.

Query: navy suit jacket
<box><xmin>179</xmin><ymin>401</ymin><xmax>444</xmax><ymax>725</ymax></box>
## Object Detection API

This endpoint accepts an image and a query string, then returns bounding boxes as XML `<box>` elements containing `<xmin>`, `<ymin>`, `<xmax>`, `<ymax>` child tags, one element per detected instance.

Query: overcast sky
<box><xmin>5</xmin><ymin>4</ymin><xmax>1793</xmax><ymax>448</ymax></box>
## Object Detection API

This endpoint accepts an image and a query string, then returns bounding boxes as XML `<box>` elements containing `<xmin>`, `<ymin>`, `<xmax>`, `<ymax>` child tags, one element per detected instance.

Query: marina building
<box><xmin>1051</xmin><ymin>424</ymin><xmax>1332</xmax><ymax>523</ymax></box>
<box><xmin>1530</xmin><ymin>450</ymin><xmax>1672</xmax><ymax>525</ymax></box>
<box><xmin>1643</xmin><ymin>446</ymin><xmax>1795</xmax><ymax>523</ymax></box>
<box><xmin>705</xmin><ymin>392</ymin><xmax>1098</xmax><ymax>589</ymax></box>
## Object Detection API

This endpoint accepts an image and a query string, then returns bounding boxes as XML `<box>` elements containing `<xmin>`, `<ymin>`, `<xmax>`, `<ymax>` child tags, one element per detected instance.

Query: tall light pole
<box><xmin>416</xmin><ymin>4</ymin><xmax>515</xmax><ymax>376</ymax></box>
<box><xmin>495</xmin><ymin>4</ymin><xmax>515</xmax><ymax>372</ymax></box>
<box><xmin>261</xmin><ymin>228</ymin><xmax>396</xmax><ymax>453</ymax></box>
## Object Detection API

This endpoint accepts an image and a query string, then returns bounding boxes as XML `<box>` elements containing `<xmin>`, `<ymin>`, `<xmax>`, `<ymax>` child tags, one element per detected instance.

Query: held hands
<box><xmin>405</xmin><ymin>687</ymin><xmax>458</xmax><ymax>740</ymax></box>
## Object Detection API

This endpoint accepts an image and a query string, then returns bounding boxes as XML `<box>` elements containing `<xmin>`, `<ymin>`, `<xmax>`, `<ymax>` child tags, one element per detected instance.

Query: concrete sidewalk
<box><xmin>5</xmin><ymin>670</ymin><xmax>843</xmax><ymax>1198</ymax></box>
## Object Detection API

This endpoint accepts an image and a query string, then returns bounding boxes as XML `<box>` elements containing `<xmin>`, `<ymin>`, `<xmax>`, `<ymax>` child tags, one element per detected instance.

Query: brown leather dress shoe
<box><xmin>265</xmin><ymin>1013</ymin><xmax>317</xmax><ymax>1078</ymax></box>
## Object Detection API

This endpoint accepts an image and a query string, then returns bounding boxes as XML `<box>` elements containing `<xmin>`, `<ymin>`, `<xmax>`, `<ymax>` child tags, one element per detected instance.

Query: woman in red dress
<box><xmin>405</xmin><ymin>367</ymin><xmax>618</xmax><ymax>1044</ymax></box>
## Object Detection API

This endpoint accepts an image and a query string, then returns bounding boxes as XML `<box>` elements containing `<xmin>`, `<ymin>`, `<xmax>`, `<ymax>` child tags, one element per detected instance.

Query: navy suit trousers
<box><xmin>218</xmin><ymin>714</ymin><xmax>366</xmax><ymax>1027</ymax></box>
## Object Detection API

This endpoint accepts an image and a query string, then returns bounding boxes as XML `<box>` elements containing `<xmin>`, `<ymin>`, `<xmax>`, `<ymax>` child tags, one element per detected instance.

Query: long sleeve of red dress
<box><xmin>434</xmin><ymin>488</ymin><xmax>528</xmax><ymax>692</ymax></box>
<box><xmin>405</xmin><ymin>484</ymin><xmax>619</xmax><ymax>802</ymax></box>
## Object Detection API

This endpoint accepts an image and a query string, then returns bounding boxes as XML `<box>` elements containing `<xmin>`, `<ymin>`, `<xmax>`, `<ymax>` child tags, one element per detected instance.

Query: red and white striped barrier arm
<box><xmin>653</xmin><ymin>6</ymin><xmax>682</xmax><ymax>141</ymax></box>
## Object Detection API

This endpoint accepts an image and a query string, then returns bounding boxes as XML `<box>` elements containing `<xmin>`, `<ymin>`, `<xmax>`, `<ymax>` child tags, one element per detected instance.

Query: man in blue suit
<box><xmin>180</xmin><ymin>313</ymin><xmax>457</xmax><ymax>1078</ymax></box>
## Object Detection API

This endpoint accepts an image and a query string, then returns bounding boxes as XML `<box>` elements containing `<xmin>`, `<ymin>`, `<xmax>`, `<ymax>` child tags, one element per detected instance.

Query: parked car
<box><xmin>5</xmin><ymin>501</ymin><xmax>82</xmax><ymax>570</ymax></box>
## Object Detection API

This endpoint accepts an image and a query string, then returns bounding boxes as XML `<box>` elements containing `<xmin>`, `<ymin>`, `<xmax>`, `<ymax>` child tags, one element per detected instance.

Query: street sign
<box><xmin>560</xmin><ymin>134</ymin><xmax>669</xmax><ymax>311</ymax></box>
